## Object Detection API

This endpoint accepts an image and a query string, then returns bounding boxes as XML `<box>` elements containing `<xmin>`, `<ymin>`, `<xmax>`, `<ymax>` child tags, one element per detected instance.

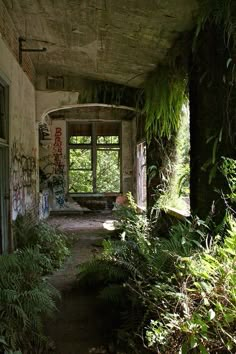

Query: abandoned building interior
<box><xmin>0</xmin><ymin>0</ymin><xmax>236</xmax><ymax>353</ymax></box>
<box><xmin>0</xmin><ymin>0</ymin><xmax>235</xmax><ymax>251</ymax></box>
<box><xmin>0</xmin><ymin>0</ymin><xmax>198</xmax><ymax>253</ymax></box>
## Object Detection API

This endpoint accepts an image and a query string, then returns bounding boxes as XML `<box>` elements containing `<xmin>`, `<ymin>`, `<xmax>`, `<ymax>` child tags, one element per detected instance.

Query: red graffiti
<box><xmin>53</xmin><ymin>127</ymin><xmax>64</xmax><ymax>174</ymax></box>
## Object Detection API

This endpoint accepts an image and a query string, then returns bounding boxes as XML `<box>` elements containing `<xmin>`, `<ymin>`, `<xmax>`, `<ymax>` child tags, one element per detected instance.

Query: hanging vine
<box><xmin>142</xmin><ymin>65</ymin><xmax>188</xmax><ymax>143</ymax></box>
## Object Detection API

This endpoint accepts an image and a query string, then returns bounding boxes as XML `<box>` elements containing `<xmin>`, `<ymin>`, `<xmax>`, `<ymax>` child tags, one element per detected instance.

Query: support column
<box><xmin>189</xmin><ymin>23</ymin><xmax>236</xmax><ymax>221</ymax></box>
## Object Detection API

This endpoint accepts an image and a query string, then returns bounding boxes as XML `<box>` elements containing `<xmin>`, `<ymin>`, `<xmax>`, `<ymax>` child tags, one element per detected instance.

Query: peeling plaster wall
<box><xmin>0</xmin><ymin>37</ymin><xmax>37</xmax><ymax>221</ymax></box>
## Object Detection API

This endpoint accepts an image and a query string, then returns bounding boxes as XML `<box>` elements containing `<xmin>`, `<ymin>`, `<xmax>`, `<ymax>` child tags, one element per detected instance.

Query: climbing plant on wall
<box><xmin>196</xmin><ymin>0</ymin><xmax>236</xmax><ymax>45</ymax></box>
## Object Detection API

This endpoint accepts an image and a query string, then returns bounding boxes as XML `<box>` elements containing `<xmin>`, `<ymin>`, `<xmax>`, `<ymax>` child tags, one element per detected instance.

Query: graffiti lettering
<box><xmin>53</xmin><ymin>127</ymin><xmax>64</xmax><ymax>175</ymax></box>
<box><xmin>11</xmin><ymin>139</ymin><xmax>36</xmax><ymax>218</ymax></box>
<box><xmin>52</xmin><ymin>127</ymin><xmax>65</xmax><ymax>208</ymax></box>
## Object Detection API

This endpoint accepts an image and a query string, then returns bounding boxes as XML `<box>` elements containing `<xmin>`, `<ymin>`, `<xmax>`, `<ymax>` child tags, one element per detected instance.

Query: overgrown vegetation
<box><xmin>76</xmin><ymin>160</ymin><xmax>236</xmax><ymax>353</ymax></box>
<box><xmin>0</xmin><ymin>216</ymin><xmax>72</xmax><ymax>353</ymax></box>
<box><xmin>0</xmin><ymin>248</ymin><xmax>59</xmax><ymax>353</ymax></box>
<box><xmin>14</xmin><ymin>213</ymin><xmax>71</xmax><ymax>271</ymax></box>
<box><xmin>156</xmin><ymin>106</ymin><xmax>190</xmax><ymax>211</ymax></box>
<box><xmin>196</xmin><ymin>0</ymin><xmax>236</xmax><ymax>48</ymax></box>
<box><xmin>142</xmin><ymin>66</ymin><xmax>188</xmax><ymax>143</ymax></box>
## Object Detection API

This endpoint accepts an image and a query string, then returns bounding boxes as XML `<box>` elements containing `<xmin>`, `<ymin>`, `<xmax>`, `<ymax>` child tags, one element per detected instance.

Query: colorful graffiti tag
<box><xmin>53</xmin><ymin>127</ymin><xmax>64</xmax><ymax>174</ymax></box>
<box><xmin>11</xmin><ymin>139</ymin><xmax>36</xmax><ymax>218</ymax></box>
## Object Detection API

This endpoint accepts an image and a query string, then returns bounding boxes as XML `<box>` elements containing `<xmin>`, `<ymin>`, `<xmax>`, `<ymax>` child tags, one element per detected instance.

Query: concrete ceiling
<box><xmin>4</xmin><ymin>0</ymin><xmax>198</xmax><ymax>87</ymax></box>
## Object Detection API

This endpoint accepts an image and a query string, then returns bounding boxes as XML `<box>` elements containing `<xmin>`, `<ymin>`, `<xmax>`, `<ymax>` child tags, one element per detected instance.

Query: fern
<box><xmin>77</xmin><ymin>258</ymin><xmax>129</xmax><ymax>288</ymax></box>
<box><xmin>143</xmin><ymin>65</ymin><xmax>187</xmax><ymax>143</ymax></box>
<box><xmin>99</xmin><ymin>284</ymin><xmax>127</xmax><ymax>305</ymax></box>
<box><xmin>0</xmin><ymin>248</ymin><xmax>60</xmax><ymax>352</ymax></box>
<box><xmin>14</xmin><ymin>213</ymin><xmax>71</xmax><ymax>272</ymax></box>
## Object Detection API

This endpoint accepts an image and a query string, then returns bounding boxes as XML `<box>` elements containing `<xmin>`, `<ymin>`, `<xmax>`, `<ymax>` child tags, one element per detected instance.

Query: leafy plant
<box><xmin>142</xmin><ymin>65</ymin><xmax>187</xmax><ymax>143</ymax></box>
<box><xmin>14</xmin><ymin>214</ymin><xmax>71</xmax><ymax>271</ymax></box>
<box><xmin>146</xmin><ymin>217</ymin><xmax>236</xmax><ymax>353</ymax></box>
<box><xmin>220</xmin><ymin>157</ymin><xmax>236</xmax><ymax>202</ymax></box>
<box><xmin>0</xmin><ymin>248</ymin><xmax>59</xmax><ymax>353</ymax></box>
<box><xmin>195</xmin><ymin>0</ymin><xmax>235</xmax><ymax>48</ymax></box>
<box><xmin>76</xmin><ymin>156</ymin><xmax>236</xmax><ymax>353</ymax></box>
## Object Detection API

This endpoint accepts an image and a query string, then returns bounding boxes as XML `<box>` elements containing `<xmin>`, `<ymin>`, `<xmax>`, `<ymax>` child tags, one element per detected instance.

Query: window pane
<box><xmin>97</xmin><ymin>136</ymin><xmax>119</xmax><ymax>144</ymax></box>
<box><xmin>97</xmin><ymin>150</ymin><xmax>120</xmax><ymax>192</ymax></box>
<box><xmin>69</xmin><ymin>170</ymin><xmax>93</xmax><ymax>193</ymax></box>
<box><xmin>69</xmin><ymin>136</ymin><xmax>91</xmax><ymax>144</ymax></box>
<box><xmin>69</xmin><ymin>149</ymin><xmax>91</xmax><ymax>170</ymax></box>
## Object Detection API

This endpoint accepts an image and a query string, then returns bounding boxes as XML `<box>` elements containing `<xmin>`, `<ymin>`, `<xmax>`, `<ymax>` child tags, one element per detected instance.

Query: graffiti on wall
<box><xmin>39</xmin><ymin>126</ymin><xmax>66</xmax><ymax>209</ymax></box>
<box><xmin>11</xmin><ymin>139</ymin><xmax>36</xmax><ymax>218</ymax></box>
<box><xmin>52</xmin><ymin>127</ymin><xmax>65</xmax><ymax>208</ymax></box>
<box><xmin>53</xmin><ymin>128</ymin><xmax>64</xmax><ymax>174</ymax></box>
<box><xmin>39</xmin><ymin>122</ymin><xmax>51</xmax><ymax>141</ymax></box>
<box><xmin>39</xmin><ymin>189</ymin><xmax>49</xmax><ymax>219</ymax></box>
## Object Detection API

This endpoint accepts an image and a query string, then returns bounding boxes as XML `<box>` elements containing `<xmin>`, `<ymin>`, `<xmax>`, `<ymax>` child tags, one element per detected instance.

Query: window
<box><xmin>68</xmin><ymin>122</ymin><xmax>121</xmax><ymax>193</ymax></box>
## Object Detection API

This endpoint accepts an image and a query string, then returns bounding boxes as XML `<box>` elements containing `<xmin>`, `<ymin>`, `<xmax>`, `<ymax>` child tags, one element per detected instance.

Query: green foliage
<box><xmin>76</xmin><ymin>160</ymin><xmax>236</xmax><ymax>353</ymax></box>
<box><xmin>143</xmin><ymin>65</ymin><xmax>187</xmax><ymax>143</ymax></box>
<box><xmin>220</xmin><ymin>157</ymin><xmax>236</xmax><ymax>202</ymax></box>
<box><xmin>79</xmin><ymin>67</ymin><xmax>187</xmax><ymax>146</ymax></box>
<box><xmin>69</xmin><ymin>145</ymin><xmax>120</xmax><ymax>193</ymax></box>
<box><xmin>0</xmin><ymin>248</ymin><xmax>59</xmax><ymax>353</ymax></box>
<box><xmin>146</xmin><ymin>217</ymin><xmax>236</xmax><ymax>353</ymax></box>
<box><xmin>156</xmin><ymin>109</ymin><xmax>190</xmax><ymax>211</ymax></box>
<box><xmin>79</xmin><ymin>80</ymin><xmax>138</xmax><ymax>107</ymax></box>
<box><xmin>196</xmin><ymin>0</ymin><xmax>235</xmax><ymax>46</ymax></box>
<box><xmin>14</xmin><ymin>214</ymin><xmax>70</xmax><ymax>271</ymax></box>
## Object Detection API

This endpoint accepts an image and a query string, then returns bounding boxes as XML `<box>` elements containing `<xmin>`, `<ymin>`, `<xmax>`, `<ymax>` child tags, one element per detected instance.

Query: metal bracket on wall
<box><xmin>19</xmin><ymin>37</ymin><xmax>47</xmax><ymax>65</ymax></box>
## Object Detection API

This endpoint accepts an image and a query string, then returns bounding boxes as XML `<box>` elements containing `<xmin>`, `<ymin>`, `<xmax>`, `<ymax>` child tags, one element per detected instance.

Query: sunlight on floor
<box><xmin>103</xmin><ymin>219</ymin><xmax>116</xmax><ymax>231</ymax></box>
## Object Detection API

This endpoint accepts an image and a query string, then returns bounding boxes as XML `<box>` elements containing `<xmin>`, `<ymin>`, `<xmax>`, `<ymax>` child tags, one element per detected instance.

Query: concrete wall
<box><xmin>0</xmin><ymin>37</ymin><xmax>37</xmax><ymax>221</ymax></box>
<box><xmin>0</xmin><ymin>0</ymin><xmax>36</xmax><ymax>84</ymax></box>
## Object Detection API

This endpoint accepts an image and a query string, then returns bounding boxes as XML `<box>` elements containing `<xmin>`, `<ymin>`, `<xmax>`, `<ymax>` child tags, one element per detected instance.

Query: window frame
<box><xmin>0</xmin><ymin>78</ymin><xmax>9</xmax><ymax>145</ymax></box>
<box><xmin>67</xmin><ymin>121</ymin><xmax>122</xmax><ymax>195</ymax></box>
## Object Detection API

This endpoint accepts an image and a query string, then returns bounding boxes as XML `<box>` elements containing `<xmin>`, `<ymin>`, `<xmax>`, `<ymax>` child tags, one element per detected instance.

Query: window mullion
<box><xmin>92</xmin><ymin>122</ymin><xmax>97</xmax><ymax>193</ymax></box>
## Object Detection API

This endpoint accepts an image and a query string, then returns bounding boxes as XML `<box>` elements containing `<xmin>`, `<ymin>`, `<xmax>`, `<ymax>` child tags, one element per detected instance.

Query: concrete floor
<box><xmin>45</xmin><ymin>213</ymin><xmax>118</xmax><ymax>354</ymax></box>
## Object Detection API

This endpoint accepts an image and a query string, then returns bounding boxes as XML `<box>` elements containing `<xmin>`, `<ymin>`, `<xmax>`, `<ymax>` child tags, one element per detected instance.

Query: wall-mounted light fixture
<box><xmin>19</xmin><ymin>37</ymin><xmax>47</xmax><ymax>65</ymax></box>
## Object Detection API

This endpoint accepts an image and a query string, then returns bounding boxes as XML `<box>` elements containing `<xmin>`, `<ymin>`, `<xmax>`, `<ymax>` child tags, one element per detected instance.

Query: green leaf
<box><xmin>199</xmin><ymin>343</ymin><xmax>208</xmax><ymax>354</ymax></box>
<box><xmin>212</xmin><ymin>139</ymin><xmax>218</xmax><ymax>164</ymax></box>
<box><xmin>190</xmin><ymin>335</ymin><xmax>198</xmax><ymax>349</ymax></box>
<box><xmin>180</xmin><ymin>341</ymin><xmax>188</xmax><ymax>354</ymax></box>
